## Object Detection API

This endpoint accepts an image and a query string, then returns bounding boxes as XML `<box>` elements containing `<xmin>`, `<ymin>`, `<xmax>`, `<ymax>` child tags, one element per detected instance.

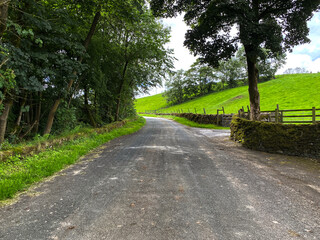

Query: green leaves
<box><xmin>0</xmin><ymin>0</ymin><xmax>173</xmax><ymax>141</ymax></box>
<box><xmin>6</xmin><ymin>20</ymin><xmax>34</xmax><ymax>39</ymax></box>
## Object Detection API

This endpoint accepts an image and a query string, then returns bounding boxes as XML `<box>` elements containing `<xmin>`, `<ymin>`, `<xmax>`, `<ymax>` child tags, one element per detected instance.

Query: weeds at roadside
<box><xmin>0</xmin><ymin>117</ymin><xmax>146</xmax><ymax>201</ymax></box>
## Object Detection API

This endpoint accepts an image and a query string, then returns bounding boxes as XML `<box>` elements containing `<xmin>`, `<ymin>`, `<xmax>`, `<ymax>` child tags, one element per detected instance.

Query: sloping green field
<box><xmin>135</xmin><ymin>93</ymin><xmax>168</xmax><ymax>113</ymax></box>
<box><xmin>135</xmin><ymin>73</ymin><xmax>320</xmax><ymax>114</ymax></box>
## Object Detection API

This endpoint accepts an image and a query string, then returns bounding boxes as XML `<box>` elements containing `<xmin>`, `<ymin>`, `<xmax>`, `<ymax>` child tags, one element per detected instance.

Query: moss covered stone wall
<box><xmin>174</xmin><ymin>113</ymin><xmax>219</xmax><ymax>124</ymax></box>
<box><xmin>231</xmin><ymin>117</ymin><xmax>320</xmax><ymax>158</ymax></box>
<box><xmin>153</xmin><ymin>113</ymin><xmax>233</xmax><ymax>127</ymax></box>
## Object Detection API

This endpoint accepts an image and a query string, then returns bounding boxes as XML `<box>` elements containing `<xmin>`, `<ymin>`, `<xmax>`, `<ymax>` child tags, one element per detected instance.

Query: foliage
<box><xmin>216</xmin><ymin>56</ymin><xmax>246</xmax><ymax>89</ymax></box>
<box><xmin>163</xmin><ymin>70</ymin><xmax>185</xmax><ymax>104</ymax></box>
<box><xmin>187</xmin><ymin>60</ymin><xmax>217</xmax><ymax>95</ymax></box>
<box><xmin>52</xmin><ymin>102</ymin><xmax>78</xmax><ymax>134</ymax></box>
<box><xmin>284</xmin><ymin>67</ymin><xmax>311</xmax><ymax>74</ymax></box>
<box><xmin>150</xmin><ymin>0</ymin><xmax>320</xmax><ymax>120</ymax></box>
<box><xmin>0</xmin><ymin>0</ymin><xmax>172</xmax><ymax>143</ymax></box>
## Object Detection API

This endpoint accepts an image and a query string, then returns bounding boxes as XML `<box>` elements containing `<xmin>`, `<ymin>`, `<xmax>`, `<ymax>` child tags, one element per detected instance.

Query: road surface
<box><xmin>0</xmin><ymin>117</ymin><xmax>320</xmax><ymax>240</ymax></box>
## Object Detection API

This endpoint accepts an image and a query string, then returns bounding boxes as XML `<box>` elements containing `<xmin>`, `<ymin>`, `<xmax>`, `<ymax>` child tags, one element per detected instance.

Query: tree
<box><xmin>0</xmin><ymin>0</ymin><xmax>173</xmax><ymax>143</ymax></box>
<box><xmin>0</xmin><ymin>0</ymin><xmax>47</xmax><ymax>142</ymax></box>
<box><xmin>218</xmin><ymin>47</ymin><xmax>285</xmax><ymax>86</ymax></box>
<box><xmin>98</xmin><ymin>6</ymin><xmax>173</xmax><ymax>121</ymax></box>
<box><xmin>151</xmin><ymin>0</ymin><xmax>320</xmax><ymax>120</ymax></box>
<box><xmin>0</xmin><ymin>0</ymin><xmax>9</xmax><ymax>37</ymax></box>
<box><xmin>216</xmin><ymin>56</ymin><xmax>246</xmax><ymax>89</ymax></box>
<box><xmin>163</xmin><ymin>70</ymin><xmax>185</xmax><ymax>105</ymax></box>
<box><xmin>187</xmin><ymin>60</ymin><xmax>217</xmax><ymax>96</ymax></box>
<box><xmin>284</xmin><ymin>67</ymin><xmax>310</xmax><ymax>74</ymax></box>
<box><xmin>42</xmin><ymin>0</ymin><xmax>103</xmax><ymax>135</ymax></box>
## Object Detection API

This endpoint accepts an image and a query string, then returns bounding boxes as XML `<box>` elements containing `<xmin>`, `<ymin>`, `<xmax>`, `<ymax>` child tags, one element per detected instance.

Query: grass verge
<box><xmin>0</xmin><ymin>117</ymin><xmax>146</xmax><ymax>201</ymax></box>
<box><xmin>135</xmin><ymin>73</ymin><xmax>320</xmax><ymax>114</ymax></box>
<box><xmin>140</xmin><ymin>114</ymin><xmax>229</xmax><ymax>130</ymax></box>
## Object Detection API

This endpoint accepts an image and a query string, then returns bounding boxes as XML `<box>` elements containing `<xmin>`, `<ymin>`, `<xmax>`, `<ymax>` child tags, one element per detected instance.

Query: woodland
<box><xmin>0</xmin><ymin>0</ymin><xmax>174</xmax><ymax>144</ymax></box>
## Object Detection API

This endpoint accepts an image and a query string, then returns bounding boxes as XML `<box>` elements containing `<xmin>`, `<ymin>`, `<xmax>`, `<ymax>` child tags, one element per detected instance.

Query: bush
<box><xmin>52</xmin><ymin>102</ymin><xmax>78</xmax><ymax>134</ymax></box>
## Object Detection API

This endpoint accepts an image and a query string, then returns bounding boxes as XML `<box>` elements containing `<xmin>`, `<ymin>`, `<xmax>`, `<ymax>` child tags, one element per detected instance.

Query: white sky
<box><xmin>141</xmin><ymin>12</ymin><xmax>320</xmax><ymax>97</ymax></box>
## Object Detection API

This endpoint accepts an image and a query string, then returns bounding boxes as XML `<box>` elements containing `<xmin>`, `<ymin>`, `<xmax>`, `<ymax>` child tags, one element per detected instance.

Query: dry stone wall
<box><xmin>152</xmin><ymin>113</ymin><xmax>233</xmax><ymax>127</ymax></box>
<box><xmin>230</xmin><ymin>117</ymin><xmax>320</xmax><ymax>159</ymax></box>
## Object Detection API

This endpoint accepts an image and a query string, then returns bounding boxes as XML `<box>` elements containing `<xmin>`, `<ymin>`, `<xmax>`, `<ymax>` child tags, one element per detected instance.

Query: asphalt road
<box><xmin>1</xmin><ymin>117</ymin><xmax>320</xmax><ymax>240</ymax></box>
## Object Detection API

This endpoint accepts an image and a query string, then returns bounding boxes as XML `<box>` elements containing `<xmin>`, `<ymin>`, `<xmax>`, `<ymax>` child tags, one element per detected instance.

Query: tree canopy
<box><xmin>151</xmin><ymin>0</ymin><xmax>320</xmax><ymax>120</ymax></box>
<box><xmin>0</xmin><ymin>0</ymin><xmax>173</xmax><ymax>143</ymax></box>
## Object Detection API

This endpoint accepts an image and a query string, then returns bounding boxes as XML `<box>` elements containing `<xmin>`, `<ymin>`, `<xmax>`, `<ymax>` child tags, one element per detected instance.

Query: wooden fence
<box><xmin>238</xmin><ymin>105</ymin><xmax>320</xmax><ymax>124</ymax></box>
<box><xmin>142</xmin><ymin>105</ymin><xmax>320</xmax><ymax>125</ymax></box>
<box><xmin>143</xmin><ymin>107</ymin><xmax>225</xmax><ymax>115</ymax></box>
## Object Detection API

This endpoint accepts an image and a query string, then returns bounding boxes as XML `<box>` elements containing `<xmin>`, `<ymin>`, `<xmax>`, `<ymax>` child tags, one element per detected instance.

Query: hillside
<box><xmin>135</xmin><ymin>73</ymin><xmax>320</xmax><ymax>114</ymax></box>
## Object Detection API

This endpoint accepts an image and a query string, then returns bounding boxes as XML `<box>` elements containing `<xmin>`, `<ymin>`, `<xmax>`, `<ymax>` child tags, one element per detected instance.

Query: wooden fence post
<box><xmin>222</xmin><ymin>106</ymin><xmax>225</xmax><ymax>114</ymax></box>
<box><xmin>312</xmin><ymin>107</ymin><xmax>316</xmax><ymax>124</ymax></box>
<box><xmin>275</xmin><ymin>104</ymin><xmax>279</xmax><ymax>123</ymax></box>
<box><xmin>216</xmin><ymin>109</ymin><xmax>219</xmax><ymax>125</ymax></box>
<box><xmin>203</xmin><ymin>108</ymin><xmax>206</xmax><ymax>115</ymax></box>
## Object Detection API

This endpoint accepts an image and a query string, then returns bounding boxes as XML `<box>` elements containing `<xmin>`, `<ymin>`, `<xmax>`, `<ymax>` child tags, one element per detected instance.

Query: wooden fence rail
<box><xmin>143</xmin><ymin>107</ymin><xmax>227</xmax><ymax>116</ymax></box>
<box><xmin>142</xmin><ymin>105</ymin><xmax>320</xmax><ymax>125</ymax></box>
<box><xmin>238</xmin><ymin>105</ymin><xmax>320</xmax><ymax>124</ymax></box>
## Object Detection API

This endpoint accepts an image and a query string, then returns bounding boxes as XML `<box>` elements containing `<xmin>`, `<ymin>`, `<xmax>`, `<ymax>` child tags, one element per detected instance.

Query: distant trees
<box><xmin>284</xmin><ymin>67</ymin><xmax>310</xmax><ymax>74</ymax></box>
<box><xmin>164</xmin><ymin>70</ymin><xmax>185</xmax><ymax>105</ymax></box>
<box><xmin>0</xmin><ymin>0</ymin><xmax>173</xmax><ymax>143</ymax></box>
<box><xmin>151</xmin><ymin>0</ymin><xmax>320</xmax><ymax>120</ymax></box>
<box><xmin>163</xmin><ymin>48</ymin><xmax>285</xmax><ymax>106</ymax></box>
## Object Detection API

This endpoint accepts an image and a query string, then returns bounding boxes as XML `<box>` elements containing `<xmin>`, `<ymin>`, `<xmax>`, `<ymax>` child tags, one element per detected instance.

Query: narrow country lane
<box><xmin>0</xmin><ymin>117</ymin><xmax>320</xmax><ymax>240</ymax></box>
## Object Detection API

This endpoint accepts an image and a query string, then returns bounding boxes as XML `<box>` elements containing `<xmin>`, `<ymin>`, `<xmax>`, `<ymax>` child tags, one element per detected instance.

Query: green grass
<box><xmin>135</xmin><ymin>73</ymin><xmax>320</xmax><ymax>114</ymax></box>
<box><xmin>135</xmin><ymin>93</ymin><xmax>167</xmax><ymax>113</ymax></box>
<box><xmin>140</xmin><ymin>114</ymin><xmax>229</xmax><ymax>129</ymax></box>
<box><xmin>0</xmin><ymin>117</ymin><xmax>146</xmax><ymax>201</ymax></box>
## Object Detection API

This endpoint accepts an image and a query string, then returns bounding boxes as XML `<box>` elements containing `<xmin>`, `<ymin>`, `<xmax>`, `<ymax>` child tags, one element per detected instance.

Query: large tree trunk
<box><xmin>245</xmin><ymin>49</ymin><xmax>260</xmax><ymax>121</ymax></box>
<box><xmin>43</xmin><ymin>99</ymin><xmax>61</xmax><ymax>135</ymax></box>
<box><xmin>0</xmin><ymin>97</ymin><xmax>13</xmax><ymax>143</ymax></box>
<box><xmin>0</xmin><ymin>0</ymin><xmax>9</xmax><ymax>37</ymax></box>
<box><xmin>115</xmin><ymin>83</ymin><xmax>124</xmax><ymax>122</ymax></box>
<box><xmin>43</xmin><ymin>11</ymin><xmax>101</xmax><ymax>135</ymax></box>
<box><xmin>15</xmin><ymin>93</ymin><xmax>27</xmax><ymax>127</ymax></box>
<box><xmin>11</xmin><ymin>92</ymin><xmax>27</xmax><ymax>135</ymax></box>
